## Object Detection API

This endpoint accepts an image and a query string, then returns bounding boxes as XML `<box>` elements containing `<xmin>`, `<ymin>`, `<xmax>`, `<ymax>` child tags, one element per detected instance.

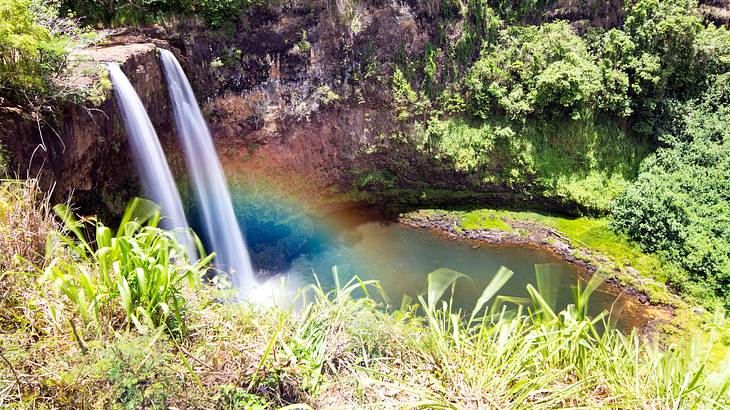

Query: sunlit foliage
<box><xmin>45</xmin><ymin>198</ymin><xmax>211</xmax><ymax>335</ymax></box>
<box><xmin>465</xmin><ymin>21</ymin><xmax>602</xmax><ymax>120</ymax></box>
<box><xmin>613</xmin><ymin>77</ymin><xmax>730</xmax><ymax>308</ymax></box>
<box><xmin>0</xmin><ymin>0</ymin><xmax>66</xmax><ymax>103</ymax></box>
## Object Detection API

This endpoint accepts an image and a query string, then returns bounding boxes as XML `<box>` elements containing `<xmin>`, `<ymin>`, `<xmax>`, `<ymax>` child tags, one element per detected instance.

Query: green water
<box><xmin>280</xmin><ymin>220</ymin><xmax>640</xmax><ymax>330</ymax></box>
<box><xmin>187</xmin><ymin>188</ymin><xmax>646</xmax><ymax>331</ymax></box>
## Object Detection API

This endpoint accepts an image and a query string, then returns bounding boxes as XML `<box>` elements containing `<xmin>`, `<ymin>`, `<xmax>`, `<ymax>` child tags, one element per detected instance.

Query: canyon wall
<box><xmin>2</xmin><ymin>0</ymin><xmax>729</xmax><ymax>217</ymax></box>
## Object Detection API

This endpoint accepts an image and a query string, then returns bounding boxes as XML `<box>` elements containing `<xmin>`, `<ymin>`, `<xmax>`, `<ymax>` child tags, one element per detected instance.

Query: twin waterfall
<box><xmin>107</xmin><ymin>51</ymin><xmax>256</xmax><ymax>296</ymax></box>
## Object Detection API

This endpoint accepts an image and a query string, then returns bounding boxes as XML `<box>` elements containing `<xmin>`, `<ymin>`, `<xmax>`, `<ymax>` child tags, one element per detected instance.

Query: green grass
<box><xmin>3</xmin><ymin>263</ymin><xmax>729</xmax><ymax>408</ymax></box>
<box><xmin>460</xmin><ymin>210</ymin><xmax>514</xmax><ymax>231</ymax></box>
<box><xmin>418</xmin><ymin>207</ymin><xmax>730</xmax><ymax>352</ymax></box>
<box><xmin>1</xmin><ymin>186</ymin><xmax>728</xmax><ymax>408</ymax></box>
<box><xmin>417</xmin><ymin>117</ymin><xmax>651</xmax><ymax>213</ymax></box>
<box><xmin>445</xmin><ymin>208</ymin><xmax>683</xmax><ymax>291</ymax></box>
<box><xmin>45</xmin><ymin>198</ymin><xmax>212</xmax><ymax>336</ymax></box>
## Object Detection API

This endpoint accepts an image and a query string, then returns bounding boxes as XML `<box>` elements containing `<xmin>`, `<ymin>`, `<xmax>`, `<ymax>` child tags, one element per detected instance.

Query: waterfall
<box><xmin>159</xmin><ymin>49</ymin><xmax>256</xmax><ymax>294</ymax></box>
<box><xmin>106</xmin><ymin>63</ymin><xmax>196</xmax><ymax>257</ymax></box>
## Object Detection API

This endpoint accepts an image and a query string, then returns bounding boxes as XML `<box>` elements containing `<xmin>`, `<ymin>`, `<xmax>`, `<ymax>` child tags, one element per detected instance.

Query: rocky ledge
<box><xmin>0</xmin><ymin>41</ymin><xmax>180</xmax><ymax>218</ymax></box>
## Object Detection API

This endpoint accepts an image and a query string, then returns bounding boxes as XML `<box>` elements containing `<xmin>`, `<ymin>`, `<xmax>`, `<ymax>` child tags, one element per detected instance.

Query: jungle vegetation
<box><xmin>1</xmin><ymin>0</ymin><xmax>730</xmax><ymax>407</ymax></box>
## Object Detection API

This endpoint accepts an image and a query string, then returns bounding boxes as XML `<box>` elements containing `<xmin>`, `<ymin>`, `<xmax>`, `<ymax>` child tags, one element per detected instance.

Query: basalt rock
<box><xmin>0</xmin><ymin>43</ymin><xmax>179</xmax><ymax>218</ymax></box>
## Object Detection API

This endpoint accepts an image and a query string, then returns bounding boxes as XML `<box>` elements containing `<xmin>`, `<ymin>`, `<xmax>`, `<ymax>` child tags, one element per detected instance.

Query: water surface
<box><xmin>187</xmin><ymin>190</ymin><xmax>645</xmax><ymax>331</ymax></box>
<box><xmin>282</xmin><ymin>220</ymin><xmax>627</xmax><ymax>322</ymax></box>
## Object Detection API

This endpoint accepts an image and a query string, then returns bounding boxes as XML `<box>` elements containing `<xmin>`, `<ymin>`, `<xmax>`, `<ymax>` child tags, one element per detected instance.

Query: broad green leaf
<box><xmin>426</xmin><ymin>268</ymin><xmax>469</xmax><ymax>311</ymax></box>
<box><xmin>470</xmin><ymin>266</ymin><xmax>514</xmax><ymax>323</ymax></box>
<box><xmin>527</xmin><ymin>284</ymin><xmax>557</xmax><ymax>322</ymax></box>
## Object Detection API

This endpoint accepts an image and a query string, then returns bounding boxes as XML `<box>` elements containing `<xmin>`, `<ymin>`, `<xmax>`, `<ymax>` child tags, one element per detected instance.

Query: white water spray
<box><xmin>159</xmin><ymin>49</ymin><xmax>256</xmax><ymax>295</ymax></box>
<box><xmin>106</xmin><ymin>63</ymin><xmax>195</xmax><ymax>256</ymax></box>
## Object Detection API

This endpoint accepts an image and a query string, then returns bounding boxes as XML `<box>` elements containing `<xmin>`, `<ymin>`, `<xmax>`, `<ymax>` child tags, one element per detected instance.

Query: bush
<box><xmin>586</xmin><ymin>28</ymin><xmax>658</xmax><ymax>118</ymax></box>
<box><xmin>0</xmin><ymin>1</ymin><xmax>104</xmax><ymax>108</ymax></box>
<box><xmin>44</xmin><ymin>198</ymin><xmax>212</xmax><ymax>334</ymax></box>
<box><xmin>0</xmin><ymin>0</ymin><xmax>69</xmax><ymax>104</ymax></box>
<box><xmin>620</xmin><ymin>0</ymin><xmax>730</xmax><ymax>135</ymax></box>
<box><xmin>613</xmin><ymin>80</ymin><xmax>730</xmax><ymax>308</ymax></box>
<box><xmin>464</xmin><ymin>21</ymin><xmax>602</xmax><ymax>120</ymax></box>
<box><xmin>613</xmin><ymin>139</ymin><xmax>730</xmax><ymax>307</ymax></box>
<box><xmin>624</xmin><ymin>0</ymin><xmax>704</xmax><ymax>100</ymax></box>
<box><xmin>61</xmin><ymin>0</ymin><xmax>280</xmax><ymax>29</ymax></box>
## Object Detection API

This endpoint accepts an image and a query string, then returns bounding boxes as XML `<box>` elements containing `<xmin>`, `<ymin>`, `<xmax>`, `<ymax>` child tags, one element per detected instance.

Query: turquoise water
<box><xmin>282</xmin><ymin>221</ymin><xmax>626</xmax><ymax>319</ymax></box>
<box><xmin>187</xmin><ymin>192</ymin><xmax>644</xmax><ymax>330</ymax></box>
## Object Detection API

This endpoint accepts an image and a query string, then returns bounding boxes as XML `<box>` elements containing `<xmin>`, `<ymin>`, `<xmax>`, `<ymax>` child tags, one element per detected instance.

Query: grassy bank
<box><xmin>425</xmin><ymin>208</ymin><xmax>705</xmax><ymax>306</ymax></box>
<box><xmin>403</xmin><ymin>208</ymin><xmax>730</xmax><ymax>368</ymax></box>
<box><xmin>457</xmin><ymin>210</ymin><xmax>679</xmax><ymax>282</ymax></box>
<box><xmin>1</xmin><ymin>180</ymin><xmax>729</xmax><ymax>408</ymax></box>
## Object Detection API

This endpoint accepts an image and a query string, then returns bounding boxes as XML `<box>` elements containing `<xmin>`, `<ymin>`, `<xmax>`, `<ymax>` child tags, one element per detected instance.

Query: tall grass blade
<box><xmin>469</xmin><ymin>266</ymin><xmax>513</xmax><ymax>323</ymax></box>
<box><xmin>426</xmin><ymin>268</ymin><xmax>468</xmax><ymax>311</ymax></box>
<box><xmin>526</xmin><ymin>284</ymin><xmax>558</xmax><ymax>322</ymax></box>
<box><xmin>534</xmin><ymin>264</ymin><xmax>560</xmax><ymax>314</ymax></box>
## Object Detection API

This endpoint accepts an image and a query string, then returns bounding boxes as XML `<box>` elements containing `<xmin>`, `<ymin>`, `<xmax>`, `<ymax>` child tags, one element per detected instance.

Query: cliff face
<box><xmin>1</xmin><ymin>1</ymin><xmax>435</xmax><ymax>216</ymax></box>
<box><xmin>0</xmin><ymin>43</ymin><xmax>180</xmax><ymax>216</ymax></box>
<box><xmin>3</xmin><ymin>0</ymin><xmax>728</xmax><ymax>217</ymax></box>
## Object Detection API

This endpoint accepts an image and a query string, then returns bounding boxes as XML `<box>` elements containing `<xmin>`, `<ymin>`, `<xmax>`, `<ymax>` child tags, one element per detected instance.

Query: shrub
<box><xmin>465</xmin><ymin>21</ymin><xmax>602</xmax><ymax>120</ymax></box>
<box><xmin>391</xmin><ymin>67</ymin><xmax>419</xmax><ymax>122</ymax></box>
<box><xmin>587</xmin><ymin>28</ymin><xmax>652</xmax><ymax>118</ymax></box>
<box><xmin>613</xmin><ymin>80</ymin><xmax>730</xmax><ymax>308</ymax></box>
<box><xmin>44</xmin><ymin>198</ymin><xmax>212</xmax><ymax>334</ymax></box>
<box><xmin>620</xmin><ymin>0</ymin><xmax>730</xmax><ymax>135</ymax></box>
<box><xmin>624</xmin><ymin>0</ymin><xmax>704</xmax><ymax>100</ymax></box>
<box><xmin>0</xmin><ymin>1</ymin><xmax>105</xmax><ymax>108</ymax></box>
<box><xmin>613</xmin><ymin>139</ymin><xmax>730</xmax><ymax>307</ymax></box>
<box><xmin>0</xmin><ymin>0</ymin><xmax>68</xmax><ymax>104</ymax></box>
<box><xmin>61</xmin><ymin>0</ymin><xmax>281</xmax><ymax>29</ymax></box>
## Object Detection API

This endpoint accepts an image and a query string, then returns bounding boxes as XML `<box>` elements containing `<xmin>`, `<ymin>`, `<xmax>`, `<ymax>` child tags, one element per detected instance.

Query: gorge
<box><xmin>1</xmin><ymin>1</ymin><xmax>728</xmax><ymax>408</ymax></box>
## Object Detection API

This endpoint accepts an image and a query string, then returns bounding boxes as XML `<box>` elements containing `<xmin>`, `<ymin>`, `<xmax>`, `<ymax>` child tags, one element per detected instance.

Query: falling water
<box><xmin>159</xmin><ymin>49</ymin><xmax>256</xmax><ymax>294</ymax></box>
<box><xmin>106</xmin><ymin>63</ymin><xmax>196</xmax><ymax>257</ymax></box>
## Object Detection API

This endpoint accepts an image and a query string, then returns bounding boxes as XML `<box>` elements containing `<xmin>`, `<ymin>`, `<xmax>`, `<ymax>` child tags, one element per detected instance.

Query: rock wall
<box><xmin>2</xmin><ymin>1</ymin><xmax>431</xmax><ymax>216</ymax></box>
<box><xmin>0</xmin><ymin>42</ymin><xmax>189</xmax><ymax>218</ymax></box>
<box><xmin>4</xmin><ymin>0</ymin><xmax>728</xmax><ymax>218</ymax></box>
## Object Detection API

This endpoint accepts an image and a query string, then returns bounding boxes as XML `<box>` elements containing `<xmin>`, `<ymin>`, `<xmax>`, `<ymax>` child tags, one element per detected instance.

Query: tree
<box><xmin>465</xmin><ymin>21</ymin><xmax>602</xmax><ymax>120</ymax></box>
<box><xmin>0</xmin><ymin>0</ymin><xmax>57</xmax><ymax>102</ymax></box>
<box><xmin>612</xmin><ymin>77</ymin><xmax>730</xmax><ymax>308</ymax></box>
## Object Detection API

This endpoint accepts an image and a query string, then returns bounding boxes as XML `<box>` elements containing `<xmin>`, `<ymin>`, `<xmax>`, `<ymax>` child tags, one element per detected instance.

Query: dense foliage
<box><xmin>0</xmin><ymin>0</ymin><xmax>101</xmax><ymax>107</ymax></box>
<box><xmin>613</xmin><ymin>79</ymin><xmax>730</xmax><ymax>308</ymax></box>
<box><xmin>59</xmin><ymin>0</ymin><xmax>281</xmax><ymax>29</ymax></box>
<box><xmin>458</xmin><ymin>0</ymin><xmax>730</xmax><ymax>128</ymax></box>
<box><xmin>465</xmin><ymin>21</ymin><xmax>603</xmax><ymax>120</ymax></box>
<box><xmin>1</xmin><ymin>185</ymin><xmax>727</xmax><ymax>407</ymax></box>
<box><xmin>0</xmin><ymin>0</ymin><xmax>66</xmax><ymax>104</ymax></box>
<box><xmin>379</xmin><ymin>0</ymin><xmax>730</xmax><ymax>306</ymax></box>
<box><xmin>45</xmin><ymin>199</ymin><xmax>212</xmax><ymax>334</ymax></box>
